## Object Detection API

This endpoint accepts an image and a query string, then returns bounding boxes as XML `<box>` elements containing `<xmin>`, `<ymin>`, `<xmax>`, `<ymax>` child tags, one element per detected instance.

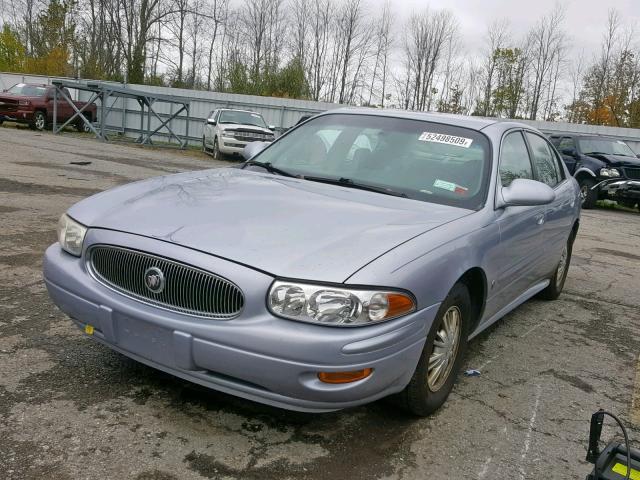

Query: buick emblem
<box><xmin>144</xmin><ymin>266</ymin><xmax>165</xmax><ymax>293</ymax></box>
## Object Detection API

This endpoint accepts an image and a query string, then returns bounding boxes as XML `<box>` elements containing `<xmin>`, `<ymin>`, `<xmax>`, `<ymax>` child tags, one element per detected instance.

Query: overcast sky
<box><xmin>385</xmin><ymin>0</ymin><xmax>640</xmax><ymax>59</ymax></box>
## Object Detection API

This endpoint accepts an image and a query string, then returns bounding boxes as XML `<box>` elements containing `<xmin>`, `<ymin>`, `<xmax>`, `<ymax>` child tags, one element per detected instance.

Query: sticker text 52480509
<box><xmin>419</xmin><ymin>132</ymin><xmax>473</xmax><ymax>148</ymax></box>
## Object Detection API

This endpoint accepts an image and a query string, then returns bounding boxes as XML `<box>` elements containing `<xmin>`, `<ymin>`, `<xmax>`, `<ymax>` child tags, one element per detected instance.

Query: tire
<box><xmin>397</xmin><ymin>283</ymin><xmax>471</xmax><ymax>416</ymax></box>
<box><xmin>31</xmin><ymin>111</ymin><xmax>46</xmax><ymax>131</ymax></box>
<box><xmin>76</xmin><ymin>116</ymin><xmax>93</xmax><ymax>133</ymax></box>
<box><xmin>212</xmin><ymin>137</ymin><xmax>221</xmax><ymax>160</ymax></box>
<box><xmin>538</xmin><ymin>234</ymin><xmax>574</xmax><ymax>300</ymax></box>
<box><xmin>578</xmin><ymin>177</ymin><xmax>597</xmax><ymax>209</ymax></box>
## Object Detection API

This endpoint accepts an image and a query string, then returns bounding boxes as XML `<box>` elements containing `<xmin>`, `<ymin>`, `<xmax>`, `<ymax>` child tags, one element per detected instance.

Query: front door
<box><xmin>484</xmin><ymin>130</ymin><xmax>547</xmax><ymax>321</ymax></box>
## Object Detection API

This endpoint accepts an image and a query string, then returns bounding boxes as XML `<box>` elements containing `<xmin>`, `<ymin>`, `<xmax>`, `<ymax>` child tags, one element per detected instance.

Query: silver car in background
<box><xmin>202</xmin><ymin>108</ymin><xmax>275</xmax><ymax>159</ymax></box>
<box><xmin>45</xmin><ymin>109</ymin><xmax>580</xmax><ymax>416</ymax></box>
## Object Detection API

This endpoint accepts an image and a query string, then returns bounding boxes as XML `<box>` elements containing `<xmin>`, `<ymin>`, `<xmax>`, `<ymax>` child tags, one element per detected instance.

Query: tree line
<box><xmin>0</xmin><ymin>0</ymin><xmax>638</xmax><ymax>127</ymax></box>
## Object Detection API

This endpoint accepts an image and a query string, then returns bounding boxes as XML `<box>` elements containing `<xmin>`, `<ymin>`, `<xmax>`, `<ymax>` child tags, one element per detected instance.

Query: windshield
<box><xmin>219</xmin><ymin>110</ymin><xmax>267</xmax><ymax>128</ymax></box>
<box><xmin>253</xmin><ymin>114</ymin><xmax>491</xmax><ymax>209</ymax></box>
<box><xmin>7</xmin><ymin>83</ymin><xmax>47</xmax><ymax>96</ymax></box>
<box><xmin>578</xmin><ymin>138</ymin><xmax>636</xmax><ymax>157</ymax></box>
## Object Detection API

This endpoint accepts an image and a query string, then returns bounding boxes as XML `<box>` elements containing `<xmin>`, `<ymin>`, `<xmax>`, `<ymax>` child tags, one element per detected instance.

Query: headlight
<box><xmin>268</xmin><ymin>280</ymin><xmax>416</xmax><ymax>326</ymax></box>
<box><xmin>221</xmin><ymin>130</ymin><xmax>234</xmax><ymax>138</ymax></box>
<box><xmin>18</xmin><ymin>99</ymin><xmax>31</xmax><ymax>106</ymax></box>
<box><xmin>57</xmin><ymin>213</ymin><xmax>87</xmax><ymax>256</ymax></box>
<box><xmin>600</xmin><ymin>168</ymin><xmax>620</xmax><ymax>177</ymax></box>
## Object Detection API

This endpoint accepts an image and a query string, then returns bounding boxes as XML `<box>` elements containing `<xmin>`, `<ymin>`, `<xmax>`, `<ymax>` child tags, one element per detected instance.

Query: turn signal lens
<box><xmin>318</xmin><ymin>368</ymin><xmax>373</xmax><ymax>384</ymax></box>
<box><xmin>387</xmin><ymin>293</ymin><xmax>415</xmax><ymax>318</ymax></box>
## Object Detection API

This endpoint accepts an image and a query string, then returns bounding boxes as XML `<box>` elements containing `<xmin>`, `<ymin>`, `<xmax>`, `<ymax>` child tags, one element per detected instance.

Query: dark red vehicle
<box><xmin>0</xmin><ymin>83</ymin><xmax>97</xmax><ymax>132</ymax></box>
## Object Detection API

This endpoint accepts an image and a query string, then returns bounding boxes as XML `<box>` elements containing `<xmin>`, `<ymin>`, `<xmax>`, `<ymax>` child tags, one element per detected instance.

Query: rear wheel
<box><xmin>397</xmin><ymin>283</ymin><xmax>471</xmax><ymax>416</ymax></box>
<box><xmin>578</xmin><ymin>177</ymin><xmax>597</xmax><ymax>209</ymax></box>
<box><xmin>76</xmin><ymin>116</ymin><xmax>93</xmax><ymax>133</ymax></box>
<box><xmin>538</xmin><ymin>235</ymin><xmax>574</xmax><ymax>300</ymax></box>
<box><xmin>32</xmin><ymin>111</ymin><xmax>46</xmax><ymax>131</ymax></box>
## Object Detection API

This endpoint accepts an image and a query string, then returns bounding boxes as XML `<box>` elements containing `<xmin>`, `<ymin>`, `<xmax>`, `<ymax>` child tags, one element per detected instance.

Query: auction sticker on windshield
<box><xmin>419</xmin><ymin>132</ymin><xmax>473</xmax><ymax>148</ymax></box>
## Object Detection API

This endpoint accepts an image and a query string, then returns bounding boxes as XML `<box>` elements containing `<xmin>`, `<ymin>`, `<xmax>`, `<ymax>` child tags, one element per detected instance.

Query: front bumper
<box><xmin>598</xmin><ymin>179</ymin><xmax>640</xmax><ymax>201</ymax></box>
<box><xmin>0</xmin><ymin>110</ymin><xmax>35</xmax><ymax>123</ymax></box>
<box><xmin>43</xmin><ymin>229</ymin><xmax>435</xmax><ymax>412</ymax></box>
<box><xmin>219</xmin><ymin>137</ymin><xmax>273</xmax><ymax>155</ymax></box>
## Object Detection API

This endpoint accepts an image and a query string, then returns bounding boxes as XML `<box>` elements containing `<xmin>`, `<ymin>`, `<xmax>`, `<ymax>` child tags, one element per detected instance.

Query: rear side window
<box><xmin>525</xmin><ymin>132</ymin><xmax>561</xmax><ymax>187</ymax></box>
<box><xmin>499</xmin><ymin>132</ymin><xmax>533</xmax><ymax>187</ymax></box>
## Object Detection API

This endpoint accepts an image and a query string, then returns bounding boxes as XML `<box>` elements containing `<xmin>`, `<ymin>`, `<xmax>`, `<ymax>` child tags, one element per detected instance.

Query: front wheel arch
<box><xmin>457</xmin><ymin>267</ymin><xmax>487</xmax><ymax>333</ymax></box>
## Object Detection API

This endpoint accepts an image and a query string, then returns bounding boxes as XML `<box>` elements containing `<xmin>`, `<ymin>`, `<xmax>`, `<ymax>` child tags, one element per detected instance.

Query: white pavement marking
<box><xmin>521</xmin><ymin>321</ymin><xmax>546</xmax><ymax>338</ymax></box>
<box><xmin>477</xmin><ymin>456</ymin><xmax>493</xmax><ymax>479</ymax></box>
<box><xmin>518</xmin><ymin>383</ymin><xmax>542</xmax><ymax>480</ymax></box>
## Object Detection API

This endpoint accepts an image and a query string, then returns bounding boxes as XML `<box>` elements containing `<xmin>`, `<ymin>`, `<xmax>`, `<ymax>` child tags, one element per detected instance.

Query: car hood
<box><xmin>585</xmin><ymin>153</ymin><xmax>640</xmax><ymax>167</ymax></box>
<box><xmin>68</xmin><ymin>168</ymin><xmax>471</xmax><ymax>282</ymax></box>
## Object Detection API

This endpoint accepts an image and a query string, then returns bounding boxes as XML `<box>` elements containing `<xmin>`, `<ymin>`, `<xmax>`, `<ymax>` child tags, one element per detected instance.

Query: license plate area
<box><xmin>115</xmin><ymin>314</ymin><xmax>172</xmax><ymax>365</ymax></box>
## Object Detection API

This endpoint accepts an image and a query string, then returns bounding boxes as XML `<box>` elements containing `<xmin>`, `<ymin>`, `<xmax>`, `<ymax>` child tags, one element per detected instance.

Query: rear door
<box><xmin>488</xmin><ymin>130</ymin><xmax>547</xmax><ymax>318</ymax></box>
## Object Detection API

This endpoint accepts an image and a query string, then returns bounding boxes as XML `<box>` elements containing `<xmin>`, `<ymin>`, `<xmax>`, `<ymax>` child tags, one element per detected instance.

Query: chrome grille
<box><xmin>88</xmin><ymin>245</ymin><xmax>244</xmax><ymax>318</ymax></box>
<box><xmin>624</xmin><ymin>167</ymin><xmax>640</xmax><ymax>180</ymax></box>
<box><xmin>230</xmin><ymin>130</ymin><xmax>273</xmax><ymax>142</ymax></box>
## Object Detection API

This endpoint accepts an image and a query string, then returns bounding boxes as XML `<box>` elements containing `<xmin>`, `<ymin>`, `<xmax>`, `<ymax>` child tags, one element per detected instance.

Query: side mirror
<box><xmin>500</xmin><ymin>178</ymin><xmax>555</xmax><ymax>207</ymax></box>
<box><xmin>207</xmin><ymin>119</ymin><xmax>216</xmax><ymax>125</ymax></box>
<box><xmin>561</xmin><ymin>147</ymin><xmax>577</xmax><ymax>157</ymax></box>
<box><xmin>268</xmin><ymin>125</ymin><xmax>276</xmax><ymax>131</ymax></box>
<box><xmin>242</xmin><ymin>141</ymin><xmax>270</xmax><ymax>161</ymax></box>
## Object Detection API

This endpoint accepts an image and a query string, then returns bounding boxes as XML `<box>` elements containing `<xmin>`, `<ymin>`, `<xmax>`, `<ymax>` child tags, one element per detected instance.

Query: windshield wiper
<box><xmin>219</xmin><ymin>121</ymin><xmax>240</xmax><ymax>125</ymax></box>
<box><xmin>302</xmin><ymin>175</ymin><xmax>408</xmax><ymax>198</ymax></box>
<box><xmin>584</xmin><ymin>151</ymin><xmax>610</xmax><ymax>156</ymax></box>
<box><xmin>243</xmin><ymin>160</ymin><xmax>296</xmax><ymax>177</ymax></box>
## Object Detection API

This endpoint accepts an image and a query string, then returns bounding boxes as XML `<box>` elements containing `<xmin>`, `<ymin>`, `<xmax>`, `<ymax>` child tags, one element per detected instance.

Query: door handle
<box><xmin>535</xmin><ymin>213</ymin><xmax>545</xmax><ymax>225</ymax></box>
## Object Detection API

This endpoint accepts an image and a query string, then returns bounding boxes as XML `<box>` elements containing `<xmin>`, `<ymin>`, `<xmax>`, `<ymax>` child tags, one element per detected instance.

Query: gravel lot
<box><xmin>1</xmin><ymin>127</ymin><xmax>639</xmax><ymax>480</ymax></box>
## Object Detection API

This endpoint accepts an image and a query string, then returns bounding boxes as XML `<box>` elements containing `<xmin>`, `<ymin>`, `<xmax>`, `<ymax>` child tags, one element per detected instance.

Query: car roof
<box><xmin>218</xmin><ymin>108</ymin><xmax>262</xmax><ymax>115</ymax></box>
<box><xmin>319</xmin><ymin>107</ymin><xmax>533</xmax><ymax>133</ymax></box>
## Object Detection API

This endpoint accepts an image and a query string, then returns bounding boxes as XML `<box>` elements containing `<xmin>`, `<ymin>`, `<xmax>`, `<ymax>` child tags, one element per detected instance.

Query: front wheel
<box><xmin>397</xmin><ymin>283</ymin><xmax>471</xmax><ymax>416</ymax></box>
<box><xmin>212</xmin><ymin>137</ymin><xmax>221</xmax><ymax>160</ymax></box>
<box><xmin>578</xmin><ymin>178</ymin><xmax>598</xmax><ymax>209</ymax></box>
<box><xmin>31</xmin><ymin>111</ymin><xmax>46</xmax><ymax>131</ymax></box>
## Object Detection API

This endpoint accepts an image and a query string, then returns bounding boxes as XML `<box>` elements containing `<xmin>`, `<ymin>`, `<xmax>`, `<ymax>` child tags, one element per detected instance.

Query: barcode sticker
<box><xmin>419</xmin><ymin>132</ymin><xmax>473</xmax><ymax>148</ymax></box>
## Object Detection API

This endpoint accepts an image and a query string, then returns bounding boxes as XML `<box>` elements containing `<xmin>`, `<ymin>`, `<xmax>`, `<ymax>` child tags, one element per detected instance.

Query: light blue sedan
<box><xmin>44</xmin><ymin>109</ymin><xmax>580</xmax><ymax>415</ymax></box>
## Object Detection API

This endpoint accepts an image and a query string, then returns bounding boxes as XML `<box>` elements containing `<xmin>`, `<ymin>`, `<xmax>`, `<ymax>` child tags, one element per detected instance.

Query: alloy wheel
<box><xmin>35</xmin><ymin>113</ymin><xmax>46</xmax><ymax>131</ymax></box>
<box><xmin>428</xmin><ymin>306</ymin><xmax>462</xmax><ymax>392</ymax></box>
<box><xmin>556</xmin><ymin>245</ymin><xmax>568</xmax><ymax>284</ymax></box>
<box><xmin>579</xmin><ymin>185</ymin><xmax>588</xmax><ymax>203</ymax></box>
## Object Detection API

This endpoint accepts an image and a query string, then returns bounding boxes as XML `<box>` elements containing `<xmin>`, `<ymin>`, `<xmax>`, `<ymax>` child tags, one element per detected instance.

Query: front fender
<box><xmin>345</xmin><ymin>211</ymin><xmax>498</xmax><ymax>311</ymax></box>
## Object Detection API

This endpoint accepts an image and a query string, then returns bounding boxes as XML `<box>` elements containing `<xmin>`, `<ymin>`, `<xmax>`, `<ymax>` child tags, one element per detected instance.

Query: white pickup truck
<box><xmin>203</xmin><ymin>108</ymin><xmax>275</xmax><ymax>159</ymax></box>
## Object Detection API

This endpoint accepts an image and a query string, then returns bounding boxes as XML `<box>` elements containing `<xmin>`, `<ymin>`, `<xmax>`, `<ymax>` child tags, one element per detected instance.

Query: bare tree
<box><xmin>479</xmin><ymin>19</ymin><xmax>510</xmax><ymax>116</ymax></box>
<box><xmin>402</xmin><ymin>7</ymin><xmax>457</xmax><ymax>111</ymax></box>
<box><xmin>526</xmin><ymin>5</ymin><xmax>566</xmax><ymax>119</ymax></box>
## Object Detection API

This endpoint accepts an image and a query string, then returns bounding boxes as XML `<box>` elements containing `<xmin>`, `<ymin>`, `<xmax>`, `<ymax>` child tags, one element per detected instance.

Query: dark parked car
<box><xmin>549</xmin><ymin>134</ymin><xmax>640</xmax><ymax>210</ymax></box>
<box><xmin>0</xmin><ymin>83</ymin><xmax>97</xmax><ymax>132</ymax></box>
